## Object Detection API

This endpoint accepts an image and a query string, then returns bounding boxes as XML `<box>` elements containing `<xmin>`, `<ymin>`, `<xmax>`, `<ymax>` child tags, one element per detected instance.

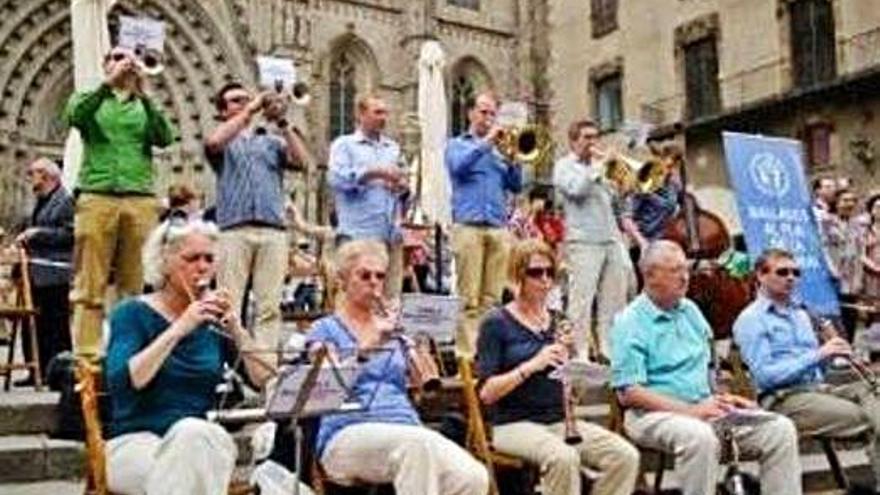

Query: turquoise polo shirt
<box><xmin>610</xmin><ymin>293</ymin><xmax>713</xmax><ymax>404</ymax></box>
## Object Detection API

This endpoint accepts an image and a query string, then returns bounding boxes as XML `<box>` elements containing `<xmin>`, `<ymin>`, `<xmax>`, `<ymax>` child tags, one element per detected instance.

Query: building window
<box><xmin>450</xmin><ymin>75</ymin><xmax>476</xmax><ymax>136</ymax></box>
<box><xmin>804</xmin><ymin>121</ymin><xmax>833</xmax><ymax>168</ymax></box>
<box><xmin>591</xmin><ymin>0</ymin><xmax>618</xmax><ymax>38</ymax></box>
<box><xmin>684</xmin><ymin>36</ymin><xmax>721</xmax><ymax>120</ymax></box>
<box><xmin>329</xmin><ymin>53</ymin><xmax>357</xmax><ymax>140</ymax></box>
<box><xmin>789</xmin><ymin>0</ymin><xmax>836</xmax><ymax>88</ymax></box>
<box><xmin>448</xmin><ymin>0</ymin><xmax>479</xmax><ymax>9</ymax></box>
<box><xmin>594</xmin><ymin>73</ymin><xmax>623</xmax><ymax>132</ymax></box>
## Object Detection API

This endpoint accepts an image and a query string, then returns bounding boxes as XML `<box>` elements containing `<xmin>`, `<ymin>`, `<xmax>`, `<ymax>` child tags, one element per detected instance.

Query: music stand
<box><xmin>266</xmin><ymin>346</ymin><xmax>393</xmax><ymax>495</ymax></box>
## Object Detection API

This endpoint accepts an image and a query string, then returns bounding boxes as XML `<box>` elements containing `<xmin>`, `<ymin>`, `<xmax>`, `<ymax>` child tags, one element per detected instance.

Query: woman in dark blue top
<box><xmin>104</xmin><ymin>218</ymin><xmax>272</xmax><ymax>495</ymax></box>
<box><xmin>476</xmin><ymin>239</ymin><xmax>639</xmax><ymax>495</ymax></box>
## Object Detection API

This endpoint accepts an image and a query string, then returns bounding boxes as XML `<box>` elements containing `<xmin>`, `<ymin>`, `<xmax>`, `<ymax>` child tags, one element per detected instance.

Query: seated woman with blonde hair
<box><xmin>477</xmin><ymin>238</ymin><xmax>639</xmax><ymax>495</ymax></box>
<box><xmin>105</xmin><ymin>217</ymin><xmax>273</xmax><ymax>495</ymax></box>
<box><xmin>306</xmin><ymin>239</ymin><xmax>488</xmax><ymax>495</ymax></box>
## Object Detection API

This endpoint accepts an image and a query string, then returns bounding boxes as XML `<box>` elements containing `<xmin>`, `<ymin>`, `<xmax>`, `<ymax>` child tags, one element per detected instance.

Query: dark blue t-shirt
<box><xmin>476</xmin><ymin>307</ymin><xmax>564</xmax><ymax>425</ymax></box>
<box><xmin>105</xmin><ymin>298</ymin><xmax>225</xmax><ymax>438</ymax></box>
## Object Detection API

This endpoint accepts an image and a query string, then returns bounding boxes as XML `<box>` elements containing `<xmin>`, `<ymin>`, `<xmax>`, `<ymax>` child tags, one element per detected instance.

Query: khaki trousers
<box><xmin>451</xmin><ymin>224</ymin><xmax>510</xmax><ymax>358</ymax></box>
<box><xmin>217</xmin><ymin>226</ymin><xmax>288</xmax><ymax>365</ymax></box>
<box><xmin>493</xmin><ymin>420</ymin><xmax>639</xmax><ymax>495</ymax></box>
<box><xmin>321</xmin><ymin>423</ymin><xmax>489</xmax><ymax>495</ymax></box>
<box><xmin>71</xmin><ymin>193</ymin><xmax>158</xmax><ymax>357</ymax></box>
<box><xmin>106</xmin><ymin>418</ymin><xmax>237</xmax><ymax>495</ymax></box>
<box><xmin>564</xmin><ymin>241</ymin><xmax>629</xmax><ymax>359</ymax></box>
<box><xmin>625</xmin><ymin>409</ymin><xmax>802</xmax><ymax>495</ymax></box>
<box><xmin>769</xmin><ymin>381</ymin><xmax>880</xmax><ymax>489</ymax></box>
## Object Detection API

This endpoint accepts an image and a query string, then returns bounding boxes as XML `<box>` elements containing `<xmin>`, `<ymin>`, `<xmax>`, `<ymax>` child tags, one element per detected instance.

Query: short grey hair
<box><xmin>638</xmin><ymin>240</ymin><xmax>685</xmax><ymax>275</ymax></box>
<box><xmin>334</xmin><ymin>239</ymin><xmax>388</xmax><ymax>283</ymax></box>
<box><xmin>30</xmin><ymin>158</ymin><xmax>61</xmax><ymax>179</ymax></box>
<box><xmin>142</xmin><ymin>218</ymin><xmax>220</xmax><ymax>289</ymax></box>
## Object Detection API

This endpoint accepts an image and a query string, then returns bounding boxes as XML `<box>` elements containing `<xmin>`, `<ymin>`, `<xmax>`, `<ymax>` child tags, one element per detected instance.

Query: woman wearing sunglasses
<box><xmin>304</xmin><ymin>239</ymin><xmax>488</xmax><ymax>495</ymax></box>
<box><xmin>104</xmin><ymin>219</ymin><xmax>273</xmax><ymax>495</ymax></box>
<box><xmin>476</xmin><ymin>239</ymin><xmax>639</xmax><ymax>495</ymax></box>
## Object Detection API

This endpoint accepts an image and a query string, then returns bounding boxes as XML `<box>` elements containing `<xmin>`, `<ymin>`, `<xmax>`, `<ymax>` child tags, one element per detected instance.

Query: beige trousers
<box><xmin>625</xmin><ymin>409</ymin><xmax>802</xmax><ymax>495</ymax></box>
<box><xmin>71</xmin><ymin>193</ymin><xmax>158</xmax><ymax>357</ymax></box>
<box><xmin>451</xmin><ymin>224</ymin><xmax>510</xmax><ymax>358</ymax></box>
<box><xmin>564</xmin><ymin>241</ymin><xmax>629</xmax><ymax>359</ymax></box>
<box><xmin>106</xmin><ymin>418</ymin><xmax>237</xmax><ymax>495</ymax></box>
<box><xmin>770</xmin><ymin>381</ymin><xmax>880</xmax><ymax>489</ymax></box>
<box><xmin>493</xmin><ymin>419</ymin><xmax>639</xmax><ymax>495</ymax></box>
<box><xmin>217</xmin><ymin>226</ymin><xmax>288</xmax><ymax>366</ymax></box>
<box><xmin>321</xmin><ymin>423</ymin><xmax>489</xmax><ymax>495</ymax></box>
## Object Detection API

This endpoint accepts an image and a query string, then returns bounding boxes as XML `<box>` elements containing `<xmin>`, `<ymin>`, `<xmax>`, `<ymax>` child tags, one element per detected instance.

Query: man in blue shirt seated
<box><xmin>612</xmin><ymin>240</ymin><xmax>801</xmax><ymax>495</ymax></box>
<box><xmin>734</xmin><ymin>247</ymin><xmax>880</xmax><ymax>492</ymax></box>
<box><xmin>445</xmin><ymin>92</ymin><xmax>523</xmax><ymax>358</ymax></box>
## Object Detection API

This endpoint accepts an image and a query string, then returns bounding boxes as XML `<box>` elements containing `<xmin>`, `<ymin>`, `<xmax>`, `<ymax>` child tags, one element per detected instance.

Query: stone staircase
<box><xmin>0</xmin><ymin>385</ymin><xmax>873</xmax><ymax>494</ymax></box>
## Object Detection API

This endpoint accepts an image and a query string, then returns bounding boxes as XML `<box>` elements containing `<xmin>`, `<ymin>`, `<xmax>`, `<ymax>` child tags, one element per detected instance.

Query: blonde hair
<box><xmin>508</xmin><ymin>238</ymin><xmax>557</xmax><ymax>283</ymax></box>
<box><xmin>334</xmin><ymin>239</ymin><xmax>389</xmax><ymax>285</ymax></box>
<box><xmin>142</xmin><ymin>219</ymin><xmax>219</xmax><ymax>289</ymax></box>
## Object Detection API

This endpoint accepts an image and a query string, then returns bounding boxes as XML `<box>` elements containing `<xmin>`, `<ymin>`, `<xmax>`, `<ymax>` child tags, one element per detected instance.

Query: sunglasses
<box><xmin>108</xmin><ymin>52</ymin><xmax>127</xmax><ymax>62</ymax></box>
<box><xmin>356</xmin><ymin>269</ymin><xmax>386</xmax><ymax>282</ymax></box>
<box><xmin>773</xmin><ymin>267</ymin><xmax>801</xmax><ymax>278</ymax></box>
<box><xmin>160</xmin><ymin>210</ymin><xmax>189</xmax><ymax>246</ymax></box>
<box><xmin>524</xmin><ymin>267</ymin><xmax>555</xmax><ymax>279</ymax></box>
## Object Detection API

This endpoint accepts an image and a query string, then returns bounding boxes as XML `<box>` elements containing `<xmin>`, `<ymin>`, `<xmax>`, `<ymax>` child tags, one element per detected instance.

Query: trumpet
<box><xmin>594</xmin><ymin>146</ymin><xmax>670</xmax><ymax>194</ymax></box>
<box><xmin>132</xmin><ymin>43</ymin><xmax>163</xmax><ymax>76</ymax></box>
<box><xmin>495</xmin><ymin>124</ymin><xmax>551</xmax><ymax>165</ymax></box>
<box><xmin>554</xmin><ymin>317</ymin><xmax>582</xmax><ymax>445</ymax></box>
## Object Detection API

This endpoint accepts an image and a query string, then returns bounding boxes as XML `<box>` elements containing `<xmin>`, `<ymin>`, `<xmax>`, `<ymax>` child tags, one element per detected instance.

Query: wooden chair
<box><xmin>75</xmin><ymin>359</ymin><xmax>255</xmax><ymax>495</ymax></box>
<box><xmin>0</xmin><ymin>247</ymin><xmax>42</xmax><ymax>390</ymax></box>
<box><xmin>458</xmin><ymin>358</ymin><xmax>537</xmax><ymax>495</ymax></box>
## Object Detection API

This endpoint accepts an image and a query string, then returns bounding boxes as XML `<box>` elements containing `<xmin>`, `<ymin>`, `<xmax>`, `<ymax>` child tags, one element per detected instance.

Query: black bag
<box><xmin>46</xmin><ymin>352</ymin><xmax>111</xmax><ymax>441</ymax></box>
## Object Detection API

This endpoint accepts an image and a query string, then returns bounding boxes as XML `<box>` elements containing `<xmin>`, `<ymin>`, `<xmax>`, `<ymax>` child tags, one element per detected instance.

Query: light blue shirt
<box><xmin>445</xmin><ymin>133</ymin><xmax>523</xmax><ymax>227</ymax></box>
<box><xmin>329</xmin><ymin>130</ymin><xmax>404</xmax><ymax>242</ymax></box>
<box><xmin>611</xmin><ymin>294</ymin><xmax>713</xmax><ymax>404</ymax></box>
<box><xmin>553</xmin><ymin>152</ymin><xmax>623</xmax><ymax>243</ymax></box>
<box><xmin>305</xmin><ymin>316</ymin><xmax>421</xmax><ymax>458</ymax></box>
<box><xmin>733</xmin><ymin>294</ymin><xmax>824</xmax><ymax>395</ymax></box>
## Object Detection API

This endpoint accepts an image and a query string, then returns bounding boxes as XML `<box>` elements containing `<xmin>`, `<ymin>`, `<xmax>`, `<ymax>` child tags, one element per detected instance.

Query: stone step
<box><xmin>0</xmin><ymin>435</ymin><xmax>83</xmax><ymax>483</ymax></box>
<box><xmin>0</xmin><ymin>480</ymin><xmax>85</xmax><ymax>495</ymax></box>
<box><xmin>0</xmin><ymin>391</ymin><xmax>59</xmax><ymax>436</ymax></box>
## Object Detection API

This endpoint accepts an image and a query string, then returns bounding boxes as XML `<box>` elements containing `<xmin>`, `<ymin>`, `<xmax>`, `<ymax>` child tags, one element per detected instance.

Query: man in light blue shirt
<box><xmin>612</xmin><ymin>240</ymin><xmax>801</xmax><ymax>495</ymax></box>
<box><xmin>554</xmin><ymin>119</ymin><xmax>629</xmax><ymax>360</ymax></box>
<box><xmin>734</xmin><ymin>247</ymin><xmax>880</xmax><ymax>490</ymax></box>
<box><xmin>445</xmin><ymin>92</ymin><xmax>523</xmax><ymax>357</ymax></box>
<box><xmin>329</xmin><ymin>95</ymin><xmax>407</xmax><ymax>297</ymax></box>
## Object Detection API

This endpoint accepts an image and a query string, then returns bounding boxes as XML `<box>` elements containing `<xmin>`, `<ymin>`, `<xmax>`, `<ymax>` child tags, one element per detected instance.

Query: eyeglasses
<box><xmin>356</xmin><ymin>269</ymin><xmax>386</xmax><ymax>282</ymax></box>
<box><xmin>524</xmin><ymin>267</ymin><xmax>555</xmax><ymax>279</ymax></box>
<box><xmin>225</xmin><ymin>95</ymin><xmax>251</xmax><ymax>105</ymax></box>
<box><xmin>773</xmin><ymin>267</ymin><xmax>802</xmax><ymax>278</ymax></box>
<box><xmin>109</xmin><ymin>52</ymin><xmax>127</xmax><ymax>62</ymax></box>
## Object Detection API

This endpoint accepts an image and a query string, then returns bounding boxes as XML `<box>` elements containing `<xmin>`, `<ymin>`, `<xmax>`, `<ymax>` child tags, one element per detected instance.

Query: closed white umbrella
<box><xmin>417</xmin><ymin>41</ymin><xmax>451</xmax><ymax>226</ymax></box>
<box><xmin>62</xmin><ymin>0</ymin><xmax>116</xmax><ymax>191</ymax></box>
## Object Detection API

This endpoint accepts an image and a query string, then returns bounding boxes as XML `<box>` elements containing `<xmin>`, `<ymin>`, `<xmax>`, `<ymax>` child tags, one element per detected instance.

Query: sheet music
<box><xmin>118</xmin><ymin>16</ymin><xmax>165</xmax><ymax>51</ymax></box>
<box><xmin>266</xmin><ymin>362</ymin><xmax>360</xmax><ymax>419</ymax></box>
<box><xmin>257</xmin><ymin>56</ymin><xmax>297</xmax><ymax>92</ymax></box>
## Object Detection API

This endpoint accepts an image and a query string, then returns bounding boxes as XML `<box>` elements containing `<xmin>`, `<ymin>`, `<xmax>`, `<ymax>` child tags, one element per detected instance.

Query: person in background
<box><xmin>65</xmin><ymin>46</ymin><xmax>176</xmax><ymax>359</ymax></box>
<box><xmin>862</xmin><ymin>194</ymin><xmax>880</xmax><ymax>300</ymax></box>
<box><xmin>820</xmin><ymin>188</ymin><xmax>863</xmax><ymax>339</ymax></box>
<box><xmin>15</xmin><ymin>158</ymin><xmax>74</xmax><ymax>386</ymax></box>
<box><xmin>161</xmin><ymin>184</ymin><xmax>200</xmax><ymax>222</ymax></box>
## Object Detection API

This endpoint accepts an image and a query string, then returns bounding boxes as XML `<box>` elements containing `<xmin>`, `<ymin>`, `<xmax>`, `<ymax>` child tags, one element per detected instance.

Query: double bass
<box><xmin>658</xmin><ymin>145</ymin><xmax>753</xmax><ymax>339</ymax></box>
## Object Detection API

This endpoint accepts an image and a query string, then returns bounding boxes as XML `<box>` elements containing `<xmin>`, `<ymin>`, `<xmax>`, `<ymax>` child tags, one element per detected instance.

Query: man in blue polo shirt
<box><xmin>735</xmin><ymin>247</ymin><xmax>880</xmax><ymax>492</ymax></box>
<box><xmin>611</xmin><ymin>240</ymin><xmax>801</xmax><ymax>495</ymax></box>
<box><xmin>329</xmin><ymin>94</ymin><xmax>407</xmax><ymax>298</ymax></box>
<box><xmin>445</xmin><ymin>92</ymin><xmax>523</xmax><ymax>358</ymax></box>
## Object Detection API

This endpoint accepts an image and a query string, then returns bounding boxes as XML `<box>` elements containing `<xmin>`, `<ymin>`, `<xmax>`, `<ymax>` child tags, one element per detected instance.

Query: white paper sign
<box><xmin>257</xmin><ymin>56</ymin><xmax>297</xmax><ymax>92</ymax></box>
<box><xmin>118</xmin><ymin>16</ymin><xmax>165</xmax><ymax>52</ymax></box>
<box><xmin>620</xmin><ymin>121</ymin><xmax>654</xmax><ymax>149</ymax></box>
<box><xmin>496</xmin><ymin>102</ymin><xmax>529</xmax><ymax>127</ymax></box>
<box><xmin>400</xmin><ymin>294</ymin><xmax>461</xmax><ymax>345</ymax></box>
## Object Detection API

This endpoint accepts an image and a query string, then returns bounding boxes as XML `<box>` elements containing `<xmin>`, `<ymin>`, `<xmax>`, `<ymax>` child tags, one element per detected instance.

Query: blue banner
<box><xmin>722</xmin><ymin>131</ymin><xmax>839</xmax><ymax>316</ymax></box>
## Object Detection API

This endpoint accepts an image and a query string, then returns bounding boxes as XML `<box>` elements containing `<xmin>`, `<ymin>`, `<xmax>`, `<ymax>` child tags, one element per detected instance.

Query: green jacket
<box><xmin>64</xmin><ymin>84</ymin><xmax>176</xmax><ymax>194</ymax></box>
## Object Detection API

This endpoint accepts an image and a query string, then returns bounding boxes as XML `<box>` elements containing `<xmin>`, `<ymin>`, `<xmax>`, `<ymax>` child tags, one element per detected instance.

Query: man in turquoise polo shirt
<box><xmin>65</xmin><ymin>46</ymin><xmax>175</xmax><ymax>358</ymax></box>
<box><xmin>611</xmin><ymin>240</ymin><xmax>801</xmax><ymax>495</ymax></box>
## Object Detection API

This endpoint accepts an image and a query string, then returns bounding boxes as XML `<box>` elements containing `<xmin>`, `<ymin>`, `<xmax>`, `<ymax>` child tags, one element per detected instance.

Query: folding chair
<box><xmin>0</xmin><ymin>247</ymin><xmax>42</xmax><ymax>390</ymax></box>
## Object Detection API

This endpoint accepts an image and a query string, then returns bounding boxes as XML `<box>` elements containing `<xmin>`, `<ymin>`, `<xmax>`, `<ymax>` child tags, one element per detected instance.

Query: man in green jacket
<box><xmin>65</xmin><ymin>46</ymin><xmax>175</xmax><ymax>358</ymax></box>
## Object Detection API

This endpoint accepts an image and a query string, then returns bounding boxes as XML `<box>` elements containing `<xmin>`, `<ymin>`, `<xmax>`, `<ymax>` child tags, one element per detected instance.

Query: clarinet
<box><xmin>553</xmin><ymin>315</ymin><xmax>582</xmax><ymax>445</ymax></box>
<box><xmin>372</xmin><ymin>297</ymin><xmax>441</xmax><ymax>392</ymax></box>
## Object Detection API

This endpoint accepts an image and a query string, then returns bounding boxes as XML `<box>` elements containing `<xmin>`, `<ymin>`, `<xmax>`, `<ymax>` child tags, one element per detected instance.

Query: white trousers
<box><xmin>106</xmin><ymin>418</ymin><xmax>237</xmax><ymax>495</ymax></box>
<box><xmin>321</xmin><ymin>423</ymin><xmax>489</xmax><ymax>495</ymax></box>
<box><xmin>625</xmin><ymin>410</ymin><xmax>802</xmax><ymax>495</ymax></box>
